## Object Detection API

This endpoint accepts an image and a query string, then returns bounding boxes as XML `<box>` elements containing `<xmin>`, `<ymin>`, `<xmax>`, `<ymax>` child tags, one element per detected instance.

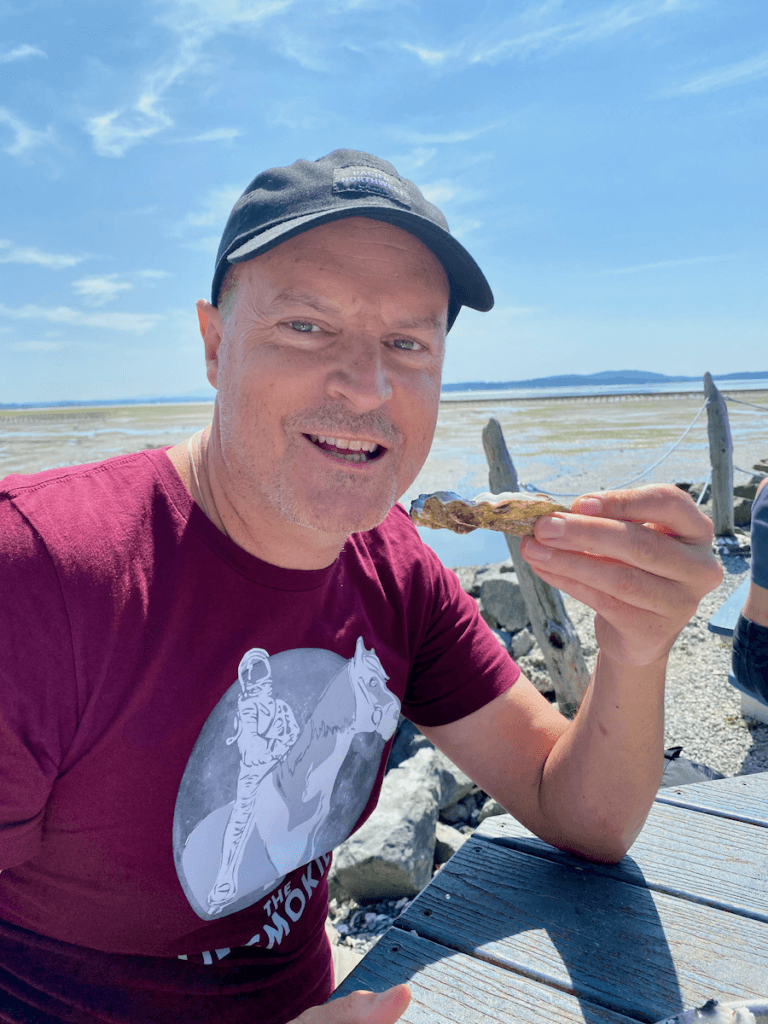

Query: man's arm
<box><xmin>421</xmin><ymin>484</ymin><xmax>723</xmax><ymax>864</ymax></box>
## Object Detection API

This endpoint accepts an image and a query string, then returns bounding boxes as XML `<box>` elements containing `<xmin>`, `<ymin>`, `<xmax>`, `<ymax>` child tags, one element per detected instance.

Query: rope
<box><xmin>520</xmin><ymin>400</ymin><xmax>708</xmax><ymax>497</ymax></box>
<box><xmin>735</xmin><ymin>464</ymin><xmax>767</xmax><ymax>477</ymax></box>
<box><xmin>724</xmin><ymin>395</ymin><xmax>768</xmax><ymax>411</ymax></box>
<box><xmin>696</xmin><ymin>469</ymin><xmax>712</xmax><ymax>507</ymax></box>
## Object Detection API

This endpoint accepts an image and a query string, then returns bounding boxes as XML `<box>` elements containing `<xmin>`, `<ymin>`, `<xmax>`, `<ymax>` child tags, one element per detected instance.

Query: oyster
<box><xmin>409</xmin><ymin>490</ymin><xmax>569</xmax><ymax>537</ymax></box>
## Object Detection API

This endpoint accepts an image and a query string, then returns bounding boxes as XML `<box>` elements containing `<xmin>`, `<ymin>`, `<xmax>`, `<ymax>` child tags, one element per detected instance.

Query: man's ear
<box><xmin>196</xmin><ymin>300</ymin><xmax>223</xmax><ymax>389</ymax></box>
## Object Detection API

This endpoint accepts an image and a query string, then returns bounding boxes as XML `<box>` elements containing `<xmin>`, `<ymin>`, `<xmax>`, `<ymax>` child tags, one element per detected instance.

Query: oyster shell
<box><xmin>409</xmin><ymin>490</ymin><xmax>569</xmax><ymax>536</ymax></box>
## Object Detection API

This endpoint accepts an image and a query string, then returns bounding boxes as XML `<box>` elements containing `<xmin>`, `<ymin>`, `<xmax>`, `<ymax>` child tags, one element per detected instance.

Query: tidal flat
<box><xmin>2</xmin><ymin>390</ymin><xmax>766</xmax><ymax>534</ymax></box>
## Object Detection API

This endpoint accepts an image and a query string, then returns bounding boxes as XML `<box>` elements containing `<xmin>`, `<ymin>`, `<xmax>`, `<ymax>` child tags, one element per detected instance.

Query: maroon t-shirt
<box><xmin>0</xmin><ymin>449</ymin><xmax>519</xmax><ymax>1023</ymax></box>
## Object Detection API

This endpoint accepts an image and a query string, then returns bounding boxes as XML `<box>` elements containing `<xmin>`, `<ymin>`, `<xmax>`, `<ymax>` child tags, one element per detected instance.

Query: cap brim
<box><xmin>223</xmin><ymin>204</ymin><xmax>494</xmax><ymax>318</ymax></box>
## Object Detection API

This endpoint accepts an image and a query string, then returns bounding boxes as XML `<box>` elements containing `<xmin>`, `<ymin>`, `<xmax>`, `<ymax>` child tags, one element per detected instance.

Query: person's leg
<box><xmin>732</xmin><ymin>478</ymin><xmax>768</xmax><ymax>702</ymax></box>
<box><xmin>732</xmin><ymin>613</ymin><xmax>768</xmax><ymax>704</ymax></box>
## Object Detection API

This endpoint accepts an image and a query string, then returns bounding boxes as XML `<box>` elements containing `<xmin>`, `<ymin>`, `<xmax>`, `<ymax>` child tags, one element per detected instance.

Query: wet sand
<box><xmin>2</xmin><ymin>392</ymin><xmax>766</xmax><ymax>566</ymax></box>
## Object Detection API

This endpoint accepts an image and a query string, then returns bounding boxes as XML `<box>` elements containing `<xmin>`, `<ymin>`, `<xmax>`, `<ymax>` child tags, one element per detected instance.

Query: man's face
<box><xmin>201</xmin><ymin>217</ymin><xmax>449</xmax><ymax>545</ymax></box>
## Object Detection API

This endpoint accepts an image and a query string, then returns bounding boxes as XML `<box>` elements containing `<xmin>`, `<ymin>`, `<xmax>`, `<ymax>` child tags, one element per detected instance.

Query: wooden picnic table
<box><xmin>334</xmin><ymin>773</ymin><xmax>768</xmax><ymax>1023</ymax></box>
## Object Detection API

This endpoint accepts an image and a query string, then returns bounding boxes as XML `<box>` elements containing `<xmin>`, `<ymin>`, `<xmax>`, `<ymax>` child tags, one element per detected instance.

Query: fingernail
<box><xmin>523</xmin><ymin>539</ymin><xmax>552</xmax><ymax>561</ymax></box>
<box><xmin>576</xmin><ymin>497</ymin><xmax>603</xmax><ymax>515</ymax></box>
<box><xmin>536</xmin><ymin>516</ymin><xmax>564</xmax><ymax>539</ymax></box>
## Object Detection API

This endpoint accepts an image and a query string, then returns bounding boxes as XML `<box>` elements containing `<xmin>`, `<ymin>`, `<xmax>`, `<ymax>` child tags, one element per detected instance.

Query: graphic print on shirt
<box><xmin>172</xmin><ymin>636</ymin><xmax>400</xmax><ymax>921</ymax></box>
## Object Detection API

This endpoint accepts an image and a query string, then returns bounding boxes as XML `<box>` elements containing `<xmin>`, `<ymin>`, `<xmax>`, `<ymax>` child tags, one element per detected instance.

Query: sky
<box><xmin>1</xmin><ymin>0</ymin><xmax>767</xmax><ymax>404</ymax></box>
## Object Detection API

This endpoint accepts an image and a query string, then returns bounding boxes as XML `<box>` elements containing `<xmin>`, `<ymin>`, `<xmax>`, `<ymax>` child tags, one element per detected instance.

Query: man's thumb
<box><xmin>295</xmin><ymin>983</ymin><xmax>411</xmax><ymax>1023</ymax></box>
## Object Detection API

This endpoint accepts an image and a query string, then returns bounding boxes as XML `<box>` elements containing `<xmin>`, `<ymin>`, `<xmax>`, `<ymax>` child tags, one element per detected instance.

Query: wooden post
<box><xmin>703</xmin><ymin>372</ymin><xmax>734</xmax><ymax>536</ymax></box>
<box><xmin>482</xmin><ymin>418</ymin><xmax>591</xmax><ymax>718</ymax></box>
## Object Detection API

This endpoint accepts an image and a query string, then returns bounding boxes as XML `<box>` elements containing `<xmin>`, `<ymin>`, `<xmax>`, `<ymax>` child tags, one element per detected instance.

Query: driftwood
<box><xmin>482</xmin><ymin>418</ymin><xmax>591</xmax><ymax>718</ymax></box>
<box><xmin>704</xmin><ymin>372</ymin><xmax>734</xmax><ymax>537</ymax></box>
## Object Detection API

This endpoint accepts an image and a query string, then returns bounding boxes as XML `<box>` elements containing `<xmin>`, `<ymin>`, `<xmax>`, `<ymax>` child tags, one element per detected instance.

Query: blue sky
<box><xmin>1</xmin><ymin>0</ymin><xmax>766</xmax><ymax>404</ymax></box>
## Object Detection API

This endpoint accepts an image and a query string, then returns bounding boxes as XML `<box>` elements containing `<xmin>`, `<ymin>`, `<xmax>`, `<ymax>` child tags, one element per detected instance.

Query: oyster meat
<box><xmin>409</xmin><ymin>490</ymin><xmax>569</xmax><ymax>537</ymax></box>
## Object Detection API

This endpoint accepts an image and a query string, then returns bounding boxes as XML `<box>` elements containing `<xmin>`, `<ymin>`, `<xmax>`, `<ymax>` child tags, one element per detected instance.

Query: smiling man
<box><xmin>0</xmin><ymin>151</ymin><xmax>722</xmax><ymax>1024</ymax></box>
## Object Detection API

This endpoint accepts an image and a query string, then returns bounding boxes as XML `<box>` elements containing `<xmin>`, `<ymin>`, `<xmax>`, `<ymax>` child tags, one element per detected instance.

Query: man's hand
<box><xmin>520</xmin><ymin>483</ymin><xmax>723</xmax><ymax>666</ymax></box>
<box><xmin>291</xmin><ymin>985</ymin><xmax>411</xmax><ymax>1024</ymax></box>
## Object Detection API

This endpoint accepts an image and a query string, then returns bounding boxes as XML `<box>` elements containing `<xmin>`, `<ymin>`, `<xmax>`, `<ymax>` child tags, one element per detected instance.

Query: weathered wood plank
<box><xmin>707</xmin><ymin>578</ymin><xmax>750</xmax><ymax>636</ymax></box>
<box><xmin>653</xmin><ymin>772</ymin><xmax>768</xmax><ymax>827</ymax></box>
<box><xmin>481</xmin><ymin>417</ymin><xmax>591</xmax><ymax>717</ymax></box>
<box><xmin>704</xmin><ymin>373</ymin><xmax>735</xmax><ymax>537</ymax></box>
<box><xmin>334</xmin><ymin>928</ymin><xmax>643</xmax><ymax>1024</ymax></box>
<box><xmin>395</xmin><ymin>838</ymin><xmax>768</xmax><ymax>1022</ymax></box>
<box><xmin>475</xmin><ymin>806</ymin><xmax>768</xmax><ymax>921</ymax></box>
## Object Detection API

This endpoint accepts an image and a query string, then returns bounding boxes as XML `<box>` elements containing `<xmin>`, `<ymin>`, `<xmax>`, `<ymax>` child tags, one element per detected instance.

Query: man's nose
<box><xmin>324</xmin><ymin>340</ymin><xmax>393</xmax><ymax>412</ymax></box>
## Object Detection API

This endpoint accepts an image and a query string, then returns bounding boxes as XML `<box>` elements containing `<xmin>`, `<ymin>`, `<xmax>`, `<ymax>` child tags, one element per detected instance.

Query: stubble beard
<box><xmin>271</xmin><ymin>406</ymin><xmax>407</xmax><ymax>537</ymax></box>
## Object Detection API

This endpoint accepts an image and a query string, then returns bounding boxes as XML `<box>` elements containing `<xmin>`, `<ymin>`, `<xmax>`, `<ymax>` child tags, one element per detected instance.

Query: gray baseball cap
<box><xmin>212</xmin><ymin>148</ymin><xmax>494</xmax><ymax>330</ymax></box>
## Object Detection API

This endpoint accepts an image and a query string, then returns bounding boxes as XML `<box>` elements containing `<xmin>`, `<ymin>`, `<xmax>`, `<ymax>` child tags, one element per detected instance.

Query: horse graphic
<box><xmin>204</xmin><ymin>637</ymin><xmax>399</xmax><ymax>916</ymax></box>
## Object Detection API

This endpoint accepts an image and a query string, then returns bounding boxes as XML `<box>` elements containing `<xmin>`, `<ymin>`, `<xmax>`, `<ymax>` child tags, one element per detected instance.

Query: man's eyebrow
<box><xmin>270</xmin><ymin>290</ymin><xmax>446</xmax><ymax>332</ymax></box>
<box><xmin>392</xmin><ymin>314</ymin><xmax>446</xmax><ymax>333</ymax></box>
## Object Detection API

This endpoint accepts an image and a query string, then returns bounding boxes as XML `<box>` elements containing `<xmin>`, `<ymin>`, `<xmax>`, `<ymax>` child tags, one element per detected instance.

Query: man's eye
<box><xmin>288</xmin><ymin>321</ymin><xmax>319</xmax><ymax>333</ymax></box>
<box><xmin>391</xmin><ymin>338</ymin><xmax>421</xmax><ymax>351</ymax></box>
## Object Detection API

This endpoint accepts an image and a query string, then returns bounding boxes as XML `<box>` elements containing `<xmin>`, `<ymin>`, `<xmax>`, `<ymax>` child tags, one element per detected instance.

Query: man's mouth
<box><xmin>306</xmin><ymin>433</ymin><xmax>385</xmax><ymax>463</ymax></box>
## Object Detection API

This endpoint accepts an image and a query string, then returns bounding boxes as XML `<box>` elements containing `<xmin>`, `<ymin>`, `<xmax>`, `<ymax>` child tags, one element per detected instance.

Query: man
<box><xmin>0</xmin><ymin>150</ymin><xmax>721</xmax><ymax>1024</ymax></box>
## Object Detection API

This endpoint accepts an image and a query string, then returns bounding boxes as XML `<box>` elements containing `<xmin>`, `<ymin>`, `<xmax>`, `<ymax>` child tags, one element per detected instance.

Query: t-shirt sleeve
<box><xmin>0</xmin><ymin>496</ymin><xmax>77</xmax><ymax>868</ymax></box>
<box><xmin>400</xmin><ymin>534</ymin><xmax>521</xmax><ymax>728</ymax></box>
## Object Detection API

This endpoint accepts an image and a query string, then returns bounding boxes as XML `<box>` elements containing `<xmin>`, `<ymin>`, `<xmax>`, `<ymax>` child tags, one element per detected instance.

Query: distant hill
<box><xmin>2</xmin><ymin>372</ymin><xmax>767</xmax><ymax>410</ymax></box>
<box><xmin>441</xmin><ymin>370</ymin><xmax>768</xmax><ymax>392</ymax></box>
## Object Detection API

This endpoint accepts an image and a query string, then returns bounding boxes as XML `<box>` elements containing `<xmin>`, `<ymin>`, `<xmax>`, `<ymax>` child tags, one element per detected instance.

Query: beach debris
<box><xmin>409</xmin><ymin>490</ymin><xmax>569</xmax><ymax>537</ymax></box>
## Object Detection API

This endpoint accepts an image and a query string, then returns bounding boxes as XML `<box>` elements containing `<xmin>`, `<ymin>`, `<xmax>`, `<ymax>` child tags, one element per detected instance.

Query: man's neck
<box><xmin>165</xmin><ymin>429</ymin><xmax>347</xmax><ymax>570</ymax></box>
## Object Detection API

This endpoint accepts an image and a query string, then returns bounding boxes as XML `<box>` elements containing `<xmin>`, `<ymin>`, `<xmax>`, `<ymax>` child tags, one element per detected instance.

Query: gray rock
<box><xmin>480</xmin><ymin>572</ymin><xmax>529</xmax><ymax>633</ymax></box>
<box><xmin>434</xmin><ymin>822</ymin><xmax>469</xmax><ymax>863</ymax></box>
<box><xmin>511</xmin><ymin>627</ymin><xmax>535</xmax><ymax>660</ymax></box>
<box><xmin>734</xmin><ymin>497</ymin><xmax>753</xmax><ymax>527</ymax></box>
<box><xmin>478</xmin><ymin>797</ymin><xmax>507</xmax><ymax>823</ymax></box>
<box><xmin>490</xmin><ymin>627</ymin><xmax>514</xmax><ymax>650</ymax></box>
<box><xmin>440</xmin><ymin>798</ymin><xmax>471</xmax><ymax>823</ymax></box>
<box><xmin>329</xmin><ymin>746</ymin><xmax>475</xmax><ymax>901</ymax></box>
<box><xmin>451</xmin><ymin>564</ymin><xmax>482</xmax><ymax>596</ymax></box>
<box><xmin>734</xmin><ymin>475</ymin><xmax>763</xmax><ymax>500</ymax></box>
<box><xmin>386</xmin><ymin>717</ymin><xmax>432</xmax><ymax>770</ymax></box>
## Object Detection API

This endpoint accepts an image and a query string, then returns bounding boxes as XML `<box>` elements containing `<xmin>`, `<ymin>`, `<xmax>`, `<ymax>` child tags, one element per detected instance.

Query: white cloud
<box><xmin>135</xmin><ymin>269</ymin><xmax>172</xmax><ymax>281</ymax></box>
<box><xmin>86</xmin><ymin>0</ymin><xmax>294</xmax><ymax>157</ymax></box>
<box><xmin>421</xmin><ymin>180</ymin><xmax>461</xmax><ymax>206</ymax></box>
<box><xmin>8</xmin><ymin>340</ymin><xmax>67</xmax><ymax>352</ymax></box>
<box><xmin>182</xmin><ymin>235</ymin><xmax>223</xmax><ymax>253</ymax></box>
<box><xmin>0</xmin><ymin>44</ymin><xmax>46</xmax><ymax>63</ymax></box>
<box><xmin>473</xmin><ymin>0</ymin><xmax>689</xmax><ymax>63</ymax></box>
<box><xmin>72</xmin><ymin>275</ymin><xmax>134</xmax><ymax>306</ymax></box>
<box><xmin>665</xmin><ymin>50</ymin><xmax>768</xmax><ymax>96</ymax></box>
<box><xmin>174</xmin><ymin>185</ymin><xmax>243</xmax><ymax>236</ymax></box>
<box><xmin>0</xmin><ymin>107</ymin><xmax>55</xmax><ymax>157</ymax></box>
<box><xmin>0</xmin><ymin>240</ymin><xmax>85</xmax><ymax>269</ymax></box>
<box><xmin>393</xmin><ymin>126</ymin><xmax>492</xmax><ymax>145</ymax></box>
<box><xmin>445</xmin><ymin>216</ymin><xmax>482</xmax><ymax>241</ymax></box>
<box><xmin>0</xmin><ymin>303</ymin><xmax>162</xmax><ymax>334</ymax></box>
<box><xmin>400</xmin><ymin>43</ymin><xmax>448</xmax><ymax>66</ymax></box>
<box><xmin>401</xmin><ymin>0</ymin><xmax>691</xmax><ymax>70</ymax></box>
<box><xmin>601</xmin><ymin>254</ymin><xmax>736</xmax><ymax>275</ymax></box>
<box><xmin>185</xmin><ymin>127</ymin><xmax>242</xmax><ymax>142</ymax></box>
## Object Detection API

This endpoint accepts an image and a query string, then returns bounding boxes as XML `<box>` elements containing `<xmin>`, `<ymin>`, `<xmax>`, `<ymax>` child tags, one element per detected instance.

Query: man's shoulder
<box><xmin>0</xmin><ymin>448</ymin><xmax>179</xmax><ymax>558</ymax></box>
<box><xmin>1</xmin><ymin>448</ymin><xmax>168</xmax><ymax>503</ymax></box>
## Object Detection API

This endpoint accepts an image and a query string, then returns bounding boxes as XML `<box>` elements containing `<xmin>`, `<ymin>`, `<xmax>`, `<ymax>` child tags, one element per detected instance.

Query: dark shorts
<box><xmin>732</xmin><ymin>613</ymin><xmax>768</xmax><ymax>705</ymax></box>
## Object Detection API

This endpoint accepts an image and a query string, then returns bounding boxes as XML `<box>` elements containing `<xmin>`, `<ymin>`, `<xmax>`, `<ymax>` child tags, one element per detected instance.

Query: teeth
<box><xmin>309</xmin><ymin>434</ymin><xmax>378</xmax><ymax>453</ymax></box>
